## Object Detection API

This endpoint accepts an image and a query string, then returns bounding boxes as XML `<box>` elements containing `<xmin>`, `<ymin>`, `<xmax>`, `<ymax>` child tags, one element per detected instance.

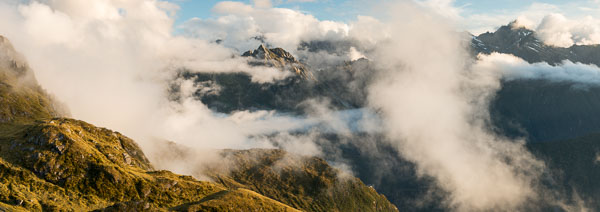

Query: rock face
<box><xmin>243</xmin><ymin>44</ymin><xmax>315</xmax><ymax>80</ymax></box>
<box><xmin>471</xmin><ymin>21</ymin><xmax>600</xmax><ymax>66</ymax></box>
<box><xmin>0</xmin><ymin>35</ymin><xmax>397</xmax><ymax>211</ymax></box>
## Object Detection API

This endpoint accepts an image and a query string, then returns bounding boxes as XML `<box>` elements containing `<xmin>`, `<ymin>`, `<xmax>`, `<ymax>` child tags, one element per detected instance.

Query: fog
<box><xmin>0</xmin><ymin>0</ymin><xmax>594</xmax><ymax>211</ymax></box>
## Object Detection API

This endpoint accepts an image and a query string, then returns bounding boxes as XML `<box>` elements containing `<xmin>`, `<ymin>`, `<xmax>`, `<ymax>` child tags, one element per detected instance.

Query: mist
<box><xmin>0</xmin><ymin>0</ymin><xmax>595</xmax><ymax>211</ymax></box>
<box><xmin>366</xmin><ymin>2</ymin><xmax>546</xmax><ymax>211</ymax></box>
<box><xmin>477</xmin><ymin>52</ymin><xmax>600</xmax><ymax>86</ymax></box>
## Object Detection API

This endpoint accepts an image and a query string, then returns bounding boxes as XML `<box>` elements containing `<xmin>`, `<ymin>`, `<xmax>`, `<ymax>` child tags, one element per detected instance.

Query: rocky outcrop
<box><xmin>243</xmin><ymin>44</ymin><xmax>315</xmax><ymax>80</ymax></box>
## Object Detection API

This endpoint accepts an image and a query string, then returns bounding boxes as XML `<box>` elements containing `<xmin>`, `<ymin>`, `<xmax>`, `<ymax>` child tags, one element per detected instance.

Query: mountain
<box><xmin>0</xmin><ymin>36</ymin><xmax>66</xmax><ymax>124</ymax></box>
<box><xmin>243</xmin><ymin>44</ymin><xmax>315</xmax><ymax>80</ymax></box>
<box><xmin>175</xmin><ymin>45</ymin><xmax>372</xmax><ymax>113</ymax></box>
<box><xmin>0</xmin><ymin>36</ymin><xmax>397</xmax><ymax>211</ymax></box>
<box><xmin>471</xmin><ymin>21</ymin><xmax>600</xmax><ymax>66</ymax></box>
<box><xmin>472</xmin><ymin>22</ymin><xmax>600</xmax><ymax>209</ymax></box>
<box><xmin>490</xmin><ymin>80</ymin><xmax>600</xmax><ymax>142</ymax></box>
<box><xmin>526</xmin><ymin>133</ymin><xmax>600</xmax><ymax>209</ymax></box>
<box><xmin>156</xmin><ymin>144</ymin><xmax>398</xmax><ymax>212</ymax></box>
<box><xmin>178</xmin><ymin>23</ymin><xmax>600</xmax><ymax>210</ymax></box>
<box><xmin>468</xmin><ymin>22</ymin><xmax>600</xmax><ymax>142</ymax></box>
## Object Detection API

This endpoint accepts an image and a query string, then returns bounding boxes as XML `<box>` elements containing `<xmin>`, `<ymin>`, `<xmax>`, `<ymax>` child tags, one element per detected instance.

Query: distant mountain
<box><xmin>243</xmin><ymin>44</ymin><xmax>315</xmax><ymax>80</ymax></box>
<box><xmin>471</xmin><ymin>24</ymin><xmax>600</xmax><ymax>209</ymax></box>
<box><xmin>175</xmin><ymin>45</ymin><xmax>372</xmax><ymax>113</ymax></box>
<box><xmin>468</xmin><ymin>22</ymin><xmax>600</xmax><ymax>142</ymax></box>
<box><xmin>471</xmin><ymin>21</ymin><xmax>600</xmax><ymax>66</ymax></box>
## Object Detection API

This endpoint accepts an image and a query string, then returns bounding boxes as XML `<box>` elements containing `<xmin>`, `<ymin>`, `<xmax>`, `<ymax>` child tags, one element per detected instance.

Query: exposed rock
<box><xmin>122</xmin><ymin>153</ymin><xmax>132</xmax><ymax>165</ymax></box>
<box><xmin>243</xmin><ymin>44</ymin><xmax>315</xmax><ymax>80</ymax></box>
<box><xmin>471</xmin><ymin>20</ymin><xmax>600</xmax><ymax>66</ymax></box>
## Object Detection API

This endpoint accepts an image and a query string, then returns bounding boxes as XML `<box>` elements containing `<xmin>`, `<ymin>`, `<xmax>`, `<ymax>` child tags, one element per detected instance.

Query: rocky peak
<box><xmin>469</xmin><ymin>21</ymin><xmax>600</xmax><ymax>66</ymax></box>
<box><xmin>0</xmin><ymin>35</ymin><xmax>29</xmax><ymax>75</ymax></box>
<box><xmin>475</xmin><ymin>21</ymin><xmax>539</xmax><ymax>50</ymax></box>
<box><xmin>242</xmin><ymin>45</ymin><xmax>315</xmax><ymax>80</ymax></box>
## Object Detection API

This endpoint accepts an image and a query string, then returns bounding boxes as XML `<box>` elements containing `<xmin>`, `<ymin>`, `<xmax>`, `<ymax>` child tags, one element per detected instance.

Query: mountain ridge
<box><xmin>471</xmin><ymin>21</ymin><xmax>600</xmax><ymax>66</ymax></box>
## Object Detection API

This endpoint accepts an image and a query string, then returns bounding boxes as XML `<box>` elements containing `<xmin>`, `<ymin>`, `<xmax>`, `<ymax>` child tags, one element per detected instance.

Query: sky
<box><xmin>168</xmin><ymin>0</ymin><xmax>600</xmax><ymax>34</ymax></box>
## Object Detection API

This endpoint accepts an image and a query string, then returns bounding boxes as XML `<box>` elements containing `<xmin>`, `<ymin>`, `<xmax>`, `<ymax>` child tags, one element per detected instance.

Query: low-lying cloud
<box><xmin>477</xmin><ymin>52</ymin><xmax>600</xmax><ymax>85</ymax></box>
<box><xmin>367</xmin><ymin>2</ymin><xmax>546</xmax><ymax>210</ymax></box>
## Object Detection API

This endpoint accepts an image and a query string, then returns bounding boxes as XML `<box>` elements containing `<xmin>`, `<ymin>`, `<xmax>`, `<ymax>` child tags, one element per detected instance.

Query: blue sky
<box><xmin>168</xmin><ymin>0</ymin><xmax>364</xmax><ymax>25</ymax></box>
<box><xmin>167</xmin><ymin>0</ymin><xmax>600</xmax><ymax>33</ymax></box>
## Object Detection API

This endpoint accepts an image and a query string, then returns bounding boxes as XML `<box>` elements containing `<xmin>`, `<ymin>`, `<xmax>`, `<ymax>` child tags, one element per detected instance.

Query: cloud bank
<box><xmin>536</xmin><ymin>13</ymin><xmax>600</xmax><ymax>47</ymax></box>
<box><xmin>367</xmin><ymin>2</ymin><xmax>546</xmax><ymax>210</ymax></box>
<box><xmin>477</xmin><ymin>53</ymin><xmax>600</xmax><ymax>85</ymax></box>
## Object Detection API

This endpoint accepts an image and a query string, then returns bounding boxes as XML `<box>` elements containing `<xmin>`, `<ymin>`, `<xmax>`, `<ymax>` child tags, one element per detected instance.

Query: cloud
<box><xmin>252</xmin><ymin>0</ymin><xmax>272</xmax><ymax>8</ymax></box>
<box><xmin>418</xmin><ymin>0</ymin><xmax>462</xmax><ymax>21</ymax></box>
<box><xmin>0</xmin><ymin>0</ymin><xmax>591</xmax><ymax>210</ymax></box>
<box><xmin>424</xmin><ymin>1</ymin><xmax>600</xmax><ymax>47</ymax></box>
<box><xmin>367</xmin><ymin>2</ymin><xmax>545</xmax><ymax>210</ymax></box>
<box><xmin>183</xmin><ymin>1</ymin><xmax>350</xmax><ymax>53</ymax></box>
<box><xmin>213</xmin><ymin>1</ymin><xmax>254</xmax><ymax>14</ymax></box>
<box><xmin>0</xmin><ymin>0</ymin><xmax>330</xmax><ymax>163</ymax></box>
<box><xmin>461</xmin><ymin>3</ymin><xmax>561</xmax><ymax>35</ymax></box>
<box><xmin>476</xmin><ymin>52</ymin><xmax>600</xmax><ymax>85</ymax></box>
<box><xmin>536</xmin><ymin>13</ymin><xmax>600</xmax><ymax>47</ymax></box>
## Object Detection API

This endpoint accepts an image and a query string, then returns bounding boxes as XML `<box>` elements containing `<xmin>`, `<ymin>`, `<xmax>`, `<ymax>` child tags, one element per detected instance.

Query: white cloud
<box><xmin>252</xmin><ymin>0</ymin><xmax>272</xmax><ymax>8</ymax></box>
<box><xmin>0</xmin><ymin>0</ymin><xmax>323</xmax><ymax>163</ymax></box>
<box><xmin>367</xmin><ymin>2</ymin><xmax>545</xmax><ymax>210</ymax></box>
<box><xmin>536</xmin><ymin>14</ymin><xmax>600</xmax><ymax>47</ymax></box>
<box><xmin>476</xmin><ymin>52</ymin><xmax>600</xmax><ymax>85</ymax></box>
<box><xmin>429</xmin><ymin>1</ymin><xmax>600</xmax><ymax>47</ymax></box>
<box><xmin>213</xmin><ymin>1</ymin><xmax>254</xmax><ymax>14</ymax></box>
<box><xmin>0</xmin><ymin>1</ymin><xmax>590</xmax><ymax>210</ymax></box>
<box><xmin>461</xmin><ymin>3</ymin><xmax>561</xmax><ymax>35</ymax></box>
<box><xmin>184</xmin><ymin>1</ymin><xmax>350</xmax><ymax>53</ymax></box>
<box><xmin>418</xmin><ymin>0</ymin><xmax>462</xmax><ymax>21</ymax></box>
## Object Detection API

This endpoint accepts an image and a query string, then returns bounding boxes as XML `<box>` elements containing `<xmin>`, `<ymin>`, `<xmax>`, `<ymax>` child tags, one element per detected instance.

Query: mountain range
<box><xmin>175</xmin><ymin>21</ymin><xmax>600</xmax><ymax>211</ymax></box>
<box><xmin>3</xmin><ymin>19</ymin><xmax>600</xmax><ymax>211</ymax></box>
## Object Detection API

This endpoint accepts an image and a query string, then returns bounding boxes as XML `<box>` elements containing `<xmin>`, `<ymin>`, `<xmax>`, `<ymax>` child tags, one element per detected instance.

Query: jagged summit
<box><xmin>243</xmin><ymin>44</ymin><xmax>315</xmax><ymax>80</ymax></box>
<box><xmin>470</xmin><ymin>20</ymin><xmax>600</xmax><ymax>66</ymax></box>
<box><xmin>242</xmin><ymin>44</ymin><xmax>296</xmax><ymax>62</ymax></box>
<box><xmin>472</xmin><ymin>21</ymin><xmax>542</xmax><ymax>55</ymax></box>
